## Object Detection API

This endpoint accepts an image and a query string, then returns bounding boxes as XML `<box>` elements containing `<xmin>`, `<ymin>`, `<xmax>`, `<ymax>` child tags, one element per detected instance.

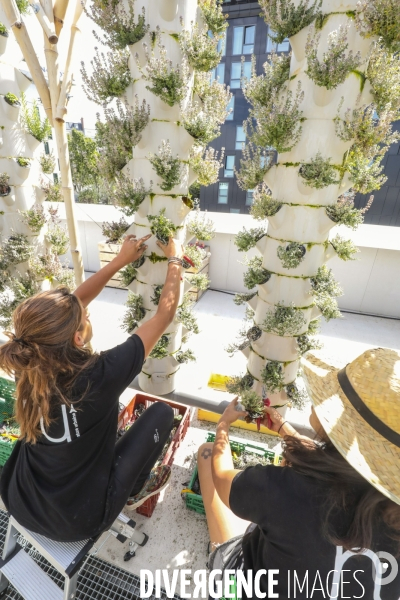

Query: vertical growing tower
<box><xmin>229</xmin><ymin>0</ymin><xmax>399</xmax><ymax>418</ymax></box>
<box><xmin>85</xmin><ymin>0</ymin><xmax>229</xmax><ymax>395</ymax></box>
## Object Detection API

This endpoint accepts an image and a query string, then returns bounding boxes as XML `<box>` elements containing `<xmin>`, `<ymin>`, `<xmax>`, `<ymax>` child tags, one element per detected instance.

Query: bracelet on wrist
<box><xmin>278</xmin><ymin>421</ymin><xmax>288</xmax><ymax>435</ymax></box>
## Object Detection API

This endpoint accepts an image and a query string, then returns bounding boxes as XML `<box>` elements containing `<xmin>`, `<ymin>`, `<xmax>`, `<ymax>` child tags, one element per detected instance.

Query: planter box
<box><xmin>182</xmin><ymin>432</ymin><xmax>281</xmax><ymax>516</ymax></box>
<box><xmin>118</xmin><ymin>392</ymin><xmax>190</xmax><ymax>517</ymax></box>
<box><xmin>98</xmin><ymin>242</ymin><xmax>126</xmax><ymax>290</ymax></box>
<box><xmin>187</xmin><ymin>263</ymin><xmax>209</xmax><ymax>303</ymax></box>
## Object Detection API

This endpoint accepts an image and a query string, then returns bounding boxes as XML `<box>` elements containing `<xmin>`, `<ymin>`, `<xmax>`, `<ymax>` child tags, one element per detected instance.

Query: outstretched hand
<box><xmin>156</xmin><ymin>237</ymin><xmax>184</xmax><ymax>260</ymax></box>
<box><xmin>117</xmin><ymin>234</ymin><xmax>151</xmax><ymax>267</ymax></box>
<box><xmin>219</xmin><ymin>397</ymin><xmax>248</xmax><ymax>426</ymax></box>
<box><xmin>260</xmin><ymin>406</ymin><xmax>285</xmax><ymax>433</ymax></box>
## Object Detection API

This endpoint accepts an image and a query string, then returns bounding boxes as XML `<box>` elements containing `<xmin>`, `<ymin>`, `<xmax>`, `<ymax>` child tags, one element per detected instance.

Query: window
<box><xmin>233</xmin><ymin>25</ymin><xmax>256</xmax><ymax>55</ymax></box>
<box><xmin>226</xmin><ymin>95</ymin><xmax>235</xmax><ymax>120</ymax></box>
<box><xmin>218</xmin><ymin>29</ymin><xmax>227</xmax><ymax>56</ymax></box>
<box><xmin>230</xmin><ymin>61</ymin><xmax>251</xmax><ymax>88</ymax></box>
<box><xmin>53</xmin><ymin>173</ymin><xmax>59</xmax><ymax>184</ymax></box>
<box><xmin>230</xmin><ymin>208</ymin><xmax>240</xmax><ymax>213</ymax></box>
<box><xmin>44</xmin><ymin>141</ymin><xmax>50</xmax><ymax>155</ymax></box>
<box><xmin>218</xmin><ymin>182</ymin><xmax>229</xmax><ymax>204</ymax></box>
<box><xmin>235</xmin><ymin>125</ymin><xmax>246</xmax><ymax>150</ymax></box>
<box><xmin>210</xmin><ymin>63</ymin><xmax>225</xmax><ymax>83</ymax></box>
<box><xmin>266</xmin><ymin>30</ymin><xmax>290</xmax><ymax>53</ymax></box>
<box><xmin>246</xmin><ymin>189</ymin><xmax>255</xmax><ymax>205</ymax></box>
<box><xmin>224</xmin><ymin>155</ymin><xmax>235</xmax><ymax>177</ymax></box>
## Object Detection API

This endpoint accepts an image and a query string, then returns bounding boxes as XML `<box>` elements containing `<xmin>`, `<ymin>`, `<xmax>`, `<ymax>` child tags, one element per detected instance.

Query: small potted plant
<box><xmin>0</xmin><ymin>22</ymin><xmax>9</xmax><ymax>55</ymax></box>
<box><xmin>98</xmin><ymin>218</ymin><xmax>131</xmax><ymax>288</ymax></box>
<box><xmin>19</xmin><ymin>204</ymin><xmax>48</xmax><ymax>235</ymax></box>
<box><xmin>0</xmin><ymin>173</ymin><xmax>11</xmax><ymax>197</ymax></box>
<box><xmin>3</xmin><ymin>93</ymin><xmax>21</xmax><ymax>119</ymax></box>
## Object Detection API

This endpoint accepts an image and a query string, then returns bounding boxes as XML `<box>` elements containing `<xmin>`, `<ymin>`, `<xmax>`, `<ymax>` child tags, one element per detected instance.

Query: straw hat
<box><xmin>301</xmin><ymin>347</ymin><xmax>400</xmax><ymax>506</ymax></box>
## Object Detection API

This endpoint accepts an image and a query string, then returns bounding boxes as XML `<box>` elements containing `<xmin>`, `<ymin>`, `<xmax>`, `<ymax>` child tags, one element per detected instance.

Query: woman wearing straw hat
<box><xmin>198</xmin><ymin>347</ymin><xmax>400</xmax><ymax>600</ymax></box>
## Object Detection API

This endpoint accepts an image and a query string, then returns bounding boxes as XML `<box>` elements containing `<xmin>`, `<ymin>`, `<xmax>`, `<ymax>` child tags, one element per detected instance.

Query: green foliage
<box><xmin>183</xmin><ymin>244</ymin><xmax>208</xmax><ymax>270</ymax></box>
<box><xmin>185</xmin><ymin>272</ymin><xmax>210</xmax><ymax>291</ymax></box>
<box><xmin>149</xmin><ymin>335</ymin><xmax>170</xmax><ymax>359</ymax></box>
<box><xmin>235</xmin><ymin>227</ymin><xmax>267</xmax><ymax>252</ymax></box>
<box><xmin>250</xmin><ymin>184</ymin><xmax>283</xmax><ymax>220</ymax></box>
<box><xmin>0</xmin><ymin>23</ymin><xmax>8</xmax><ymax>36</ymax></box>
<box><xmin>148</xmin><ymin>209</ymin><xmax>178</xmax><ymax>244</ymax></box>
<box><xmin>286</xmin><ymin>381</ymin><xmax>308</xmax><ymax>409</ymax></box>
<box><xmin>29</xmin><ymin>251</ymin><xmax>64</xmax><ymax>282</ymax></box>
<box><xmin>263</xmin><ymin>302</ymin><xmax>306</xmax><ymax>336</ymax></box>
<box><xmin>55</xmin><ymin>267</ymin><xmax>76</xmax><ymax>290</ymax></box>
<box><xmin>176</xmin><ymin>294</ymin><xmax>199</xmax><ymax>334</ymax></box>
<box><xmin>182</xmin><ymin>98</ymin><xmax>222</xmax><ymax>144</ymax></box>
<box><xmin>310</xmin><ymin>265</ymin><xmax>343</xmax><ymax>321</ymax></box>
<box><xmin>330</xmin><ymin>234</ymin><xmax>359</xmax><ymax>261</ymax></box>
<box><xmin>122</xmin><ymin>292</ymin><xmax>146</xmax><ymax>332</ymax></box>
<box><xmin>261</xmin><ymin>360</ymin><xmax>285</xmax><ymax>392</ymax></box>
<box><xmin>236</xmin><ymin>144</ymin><xmax>274</xmax><ymax>190</ymax></box>
<box><xmin>86</xmin><ymin>0</ymin><xmax>149</xmax><ymax>50</ymax></box>
<box><xmin>305</xmin><ymin>24</ymin><xmax>362</xmax><ymax>89</ymax></box>
<box><xmin>299</xmin><ymin>153</ymin><xmax>339</xmax><ymax>189</ymax></box>
<box><xmin>39</xmin><ymin>153</ymin><xmax>56</xmax><ymax>175</ymax></box>
<box><xmin>101</xmin><ymin>217</ymin><xmax>130</xmax><ymax>243</ymax></box>
<box><xmin>240</xmin><ymin>390</ymin><xmax>264</xmax><ymax>418</ymax></box>
<box><xmin>108</xmin><ymin>173</ymin><xmax>150</xmax><ymax>217</ymax></box>
<box><xmin>344</xmin><ymin>147</ymin><xmax>386</xmax><ymax>194</ymax></box>
<box><xmin>19</xmin><ymin>205</ymin><xmax>48</xmax><ymax>234</ymax></box>
<box><xmin>259</xmin><ymin>0</ymin><xmax>321</xmax><ymax>43</ymax></box>
<box><xmin>355</xmin><ymin>0</ymin><xmax>400</xmax><ymax>52</ymax></box>
<box><xmin>187</xmin><ymin>210</ymin><xmax>215</xmax><ymax>241</ymax></box>
<box><xmin>189</xmin><ymin>146</ymin><xmax>225</xmax><ymax>186</ymax></box>
<box><xmin>4</xmin><ymin>93</ymin><xmax>20</xmax><ymax>106</ymax></box>
<box><xmin>226</xmin><ymin>323</ymin><xmax>261</xmax><ymax>356</ymax></box>
<box><xmin>234</xmin><ymin>291</ymin><xmax>257</xmax><ymax>306</ymax></box>
<box><xmin>199</xmin><ymin>0</ymin><xmax>228</xmax><ymax>35</ymax></box>
<box><xmin>81</xmin><ymin>47</ymin><xmax>132</xmax><ymax>105</ymax></box>
<box><xmin>326</xmin><ymin>192</ymin><xmax>373</xmax><ymax>229</ymax></box>
<box><xmin>149</xmin><ymin>140</ymin><xmax>183</xmax><ymax>192</ymax></box>
<box><xmin>21</xmin><ymin>93</ymin><xmax>51</xmax><ymax>142</ymax></box>
<box><xmin>16</xmin><ymin>157</ymin><xmax>30</xmax><ymax>168</ymax></box>
<box><xmin>366</xmin><ymin>44</ymin><xmax>400</xmax><ymax>118</ymax></box>
<box><xmin>277</xmin><ymin>242</ymin><xmax>306</xmax><ymax>269</ymax></box>
<box><xmin>0</xmin><ymin>274</ymin><xmax>39</xmax><ymax>329</ymax></box>
<box><xmin>150</xmin><ymin>284</ymin><xmax>163</xmax><ymax>306</ymax></box>
<box><xmin>42</xmin><ymin>180</ymin><xmax>63</xmax><ymax>203</ymax></box>
<box><xmin>15</xmin><ymin>0</ymin><xmax>30</xmax><ymax>14</ymax></box>
<box><xmin>45</xmin><ymin>225</ymin><xmax>70</xmax><ymax>256</ymax></box>
<box><xmin>248</xmin><ymin>82</ymin><xmax>304</xmax><ymax>153</ymax></box>
<box><xmin>68</xmin><ymin>129</ymin><xmax>101</xmax><ymax>194</ymax></box>
<box><xmin>226</xmin><ymin>373</ymin><xmax>255</xmax><ymax>395</ymax></box>
<box><xmin>140</xmin><ymin>34</ymin><xmax>189</xmax><ymax>107</ymax></box>
<box><xmin>180</xmin><ymin>23</ymin><xmax>221</xmax><ymax>72</ymax></box>
<box><xmin>1</xmin><ymin>234</ymin><xmax>32</xmax><ymax>266</ymax></box>
<box><xmin>120</xmin><ymin>256</ymin><xmax>145</xmax><ymax>287</ymax></box>
<box><xmin>243</xmin><ymin>256</ymin><xmax>271</xmax><ymax>289</ymax></box>
<box><xmin>175</xmin><ymin>349</ymin><xmax>196</xmax><ymax>364</ymax></box>
<box><xmin>296</xmin><ymin>334</ymin><xmax>322</xmax><ymax>355</ymax></box>
<box><xmin>244</xmin><ymin>53</ymin><xmax>290</xmax><ymax>110</ymax></box>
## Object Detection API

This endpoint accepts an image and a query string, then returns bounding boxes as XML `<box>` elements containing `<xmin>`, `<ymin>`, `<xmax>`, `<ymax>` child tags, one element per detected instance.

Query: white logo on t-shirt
<box><xmin>40</xmin><ymin>404</ymin><xmax>81</xmax><ymax>443</ymax></box>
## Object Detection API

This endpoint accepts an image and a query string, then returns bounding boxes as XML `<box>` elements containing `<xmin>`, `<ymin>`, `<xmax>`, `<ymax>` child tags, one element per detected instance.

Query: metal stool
<box><xmin>0</xmin><ymin>513</ymin><xmax>148</xmax><ymax>599</ymax></box>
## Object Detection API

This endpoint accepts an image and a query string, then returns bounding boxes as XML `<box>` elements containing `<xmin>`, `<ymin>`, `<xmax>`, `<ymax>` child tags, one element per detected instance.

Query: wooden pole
<box><xmin>56</xmin><ymin>0</ymin><xmax>83</xmax><ymax>120</ymax></box>
<box><xmin>0</xmin><ymin>0</ymin><xmax>53</xmax><ymax>125</ymax></box>
<box><xmin>53</xmin><ymin>0</ymin><xmax>69</xmax><ymax>36</ymax></box>
<box><xmin>28</xmin><ymin>0</ymin><xmax>58</xmax><ymax>43</ymax></box>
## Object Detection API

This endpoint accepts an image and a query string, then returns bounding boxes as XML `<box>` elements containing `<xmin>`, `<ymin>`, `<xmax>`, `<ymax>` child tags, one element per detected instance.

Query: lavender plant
<box><xmin>102</xmin><ymin>218</ymin><xmax>130</xmax><ymax>243</ymax></box>
<box><xmin>259</xmin><ymin>0</ymin><xmax>322</xmax><ymax>43</ymax></box>
<box><xmin>235</xmin><ymin>227</ymin><xmax>268</xmax><ymax>252</ymax></box>
<box><xmin>45</xmin><ymin>225</ymin><xmax>70</xmax><ymax>255</ymax></box>
<box><xmin>149</xmin><ymin>335</ymin><xmax>170</xmax><ymax>359</ymax></box>
<box><xmin>175</xmin><ymin>349</ymin><xmax>196</xmax><ymax>364</ymax></box>
<box><xmin>277</xmin><ymin>242</ymin><xmax>306</xmax><ymax>269</ymax></box>
<box><xmin>233</xmin><ymin>291</ymin><xmax>257</xmax><ymax>306</ymax></box>
<box><xmin>226</xmin><ymin>373</ymin><xmax>255</xmax><ymax>395</ymax></box>
<box><xmin>180</xmin><ymin>22</ymin><xmax>221</xmax><ymax>72</ymax></box>
<box><xmin>108</xmin><ymin>172</ymin><xmax>151</xmax><ymax>217</ymax></box>
<box><xmin>39</xmin><ymin>153</ymin><xmax>56</xmax><ymax>175</ymax></box>
<box><xmin>150</xmin><ymin>284</ymin><xmax>163</xmax><ymax>306</ymax></box>
<box><xmin>262</xmin><ymin>302</ymin><xmax>306</xmax><ymax>336</ymax></box>
<box><xmin>286</xmin><ymin>381</ymin><xmax>308</xmax><ymax>408</ymax></box>
<box><xmin>183</xmin><ymin>244</ymin><xmax>208</xmax><ymax>270</ymax></box>
<box><xmin>138</xmin><ymin>35</ymin><xmax>190</xmax><ymax>107</ymax></box>
<box><xmin>235</xmin><ymin>144</ymin><xmax>274</xmax><ymax>190</ymax></box>
<box><xmin>305</xmin><ymin>24</ymin><xmax>362</xmax><ymax>89</ymax></box>
<box><xmin>326</xmin><ymin>191</ymin><xmax>374</xmax><ymax>229</ymax></box>
<box><xmin>343</xmin><ymin>147</ymin><xmax>387</xmax><ymax>193</ymax></box>
<box><xmin>189</xmin><ymin>146</ymin><xmax>225</xmax><ymax>186</ymax></box>
<box><xmin>330</xmin><ymin>234</ymin><xmax>359</xmax><ymax>261</ymax></box>
<box><xmin>243</xmin><ymin>53</ymin><xmax>290</xmax><ymax>110</ymax></box>
<box><xmin>186</xmin><ymin>209</ymin><xmax>215</xmax><ymax>241</ymax></box>
<box><xmin>299</xmin><ymin>152</ymin><xmax>339</xmax><ymax>188</ymax></box>
<box><xmin>182</xmin><ymin>98</ymin><xmax>222</xmax><ymax>144</ymax></box>
<box><xmin>185</xmin><ymin>272</ymin><xmax>210</xmax><ymax>290</ymax></box>
<box><xmin>194</xmin><ymin>72</ymin><xmax>232</xmax><ymax>124</ymax></box>
<box><xmin>310</xmin><ymin>264</ymin><xmax>342</xmax><ymax>321</ymax></box>
<box><xmin>176</xmin><ymin>294</ymin><xmax>200</xmax><ymax>334</ymax></box>
<box><xmin>0</xmin><ymin>274</ymin><xmax>39</xmax><ymax>329</ymax></box>
<box><xmin>21</xmin><ymin>94</ymin><xmax>51</xmax><ymax>142</ymax></box>
<box><xmin>81</xmin><ymin>48</ymin><xmax>132</xmax><ymax>105</ymax></box>
<box><xmin>148</xmin><ymin>209</ymin><xmax>178</xmax><ymax>244</ymax></box>
<box><xmin>30</xmin><ymin>250</ymin><xmax>64</xmax><ymax>282</ymax></box>
<box><xmin>86</xmin><ymin>0</ymin><xmax>149</xmax><ymax>50</ymax></box>
<box><xmin>243</xmin><ymin>256</ymin><xmax>271</xmax><ymax>289</ymax></box>
<box><xmin>261</xmin><ymin>360</ymin><xmax>285</xmax><ymax>392</ymax></box>
<box><xmin>1</xmin><ymin>234</ymin><xmax>32</xmax><ymax>266</ymax></box>
<box><xmin>355</xmin><ymin>0</ymin><xmax>400</xmax><ymax>52</ymax></box>
<box><xmin>296</xmin><ymin>333</ymin><xmax>322</xmax><ymax>355</ymax></box>
<box><xmin>250</xmin><ymin>184</ymin><xmax>283</xmax><ymax>220</ymax></box>
<box><xmin>366</xmin><ymin>44</ymin><xmax>400</xmax><ymax>117</ymax></box>
<box><xmin>122</xmin><ymin>292</ymin><xmax>146</xmax><ymax>332</ymax></box>
<box><xmin>149</xmin><ymin>140</ymin><xmax>183</xmax><ymax>191</ymax></box>
<box><xmin>198</xmin><ymin>0</ymin><xmax>228</xmax><ymax>36</ymax></box>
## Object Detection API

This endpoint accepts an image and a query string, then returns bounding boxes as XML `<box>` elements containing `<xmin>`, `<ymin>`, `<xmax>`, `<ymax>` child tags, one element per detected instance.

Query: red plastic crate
<box><xmin>118</xmin><ymin>392</ymin><xmax>190</xmax><ymax>517</ymax></box>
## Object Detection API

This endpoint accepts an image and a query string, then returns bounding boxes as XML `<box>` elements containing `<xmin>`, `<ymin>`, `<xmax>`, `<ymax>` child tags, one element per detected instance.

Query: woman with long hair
<box><xmin>198</xmin><ymin>348</ymin><xmax>400</xmax><ymax>600</ymax></box>
<box><xmin>0</xmin><ymin>233</ymin><xmax>185</xmax><ymax>542</ymax></box>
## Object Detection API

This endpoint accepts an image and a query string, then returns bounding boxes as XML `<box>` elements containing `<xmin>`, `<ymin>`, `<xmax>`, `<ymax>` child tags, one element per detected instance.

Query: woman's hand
<box><xmin>260</xmin><ymin>406</ymin><xmax>285</xmax><ymax>433</ymax></box>
<box><xmin>218</xmin><ymin>398</ymin><xmax>248</xmax><ymax>426</ymax></box>
<box><xmin>116</xmin><ymin>234</ymin><xmax>151</xmax><ymax>267</ymax></box>
<box><xmin>156</xmin><ymin>237</ymin><xmax>184</xmax><ymax>260</ymax></box>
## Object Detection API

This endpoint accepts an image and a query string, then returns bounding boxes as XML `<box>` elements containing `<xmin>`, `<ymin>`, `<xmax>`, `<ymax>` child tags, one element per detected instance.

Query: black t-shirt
<box><xmin>230</xmin><ymin>465</ymin><xmax>400</xmax><ymax>600</ymax></box>
<box><xmin>0</xmin><ymin>334</ymin><xmax>144</xmax><ymax>542</ymax></box>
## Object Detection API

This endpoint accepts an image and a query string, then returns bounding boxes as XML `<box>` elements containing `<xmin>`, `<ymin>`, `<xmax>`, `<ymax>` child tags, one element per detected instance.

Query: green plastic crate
<box><xmin>182</xmin><ymin>432</ymin><xmax>281</xmax><ymax>515</ymax></box>
<box><xmin>0</xmin><ymin>437</ymin><xmax>17</xmax><ymax>466</ymax></box>
<box><xmin>0</xmin><ymin>377</ymin><xmax>16</xmax><ymax>421</ymax></box>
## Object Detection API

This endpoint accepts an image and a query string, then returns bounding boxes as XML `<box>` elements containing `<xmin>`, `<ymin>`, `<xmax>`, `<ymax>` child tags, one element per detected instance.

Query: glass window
<box><xmin>277</xmin><ymin>39</ymin><xmax>290</xmax><ymax>52</ymax></box>
<box><xmin>44</xmin><ymin>141</ymin><xmax>50</xmax><ymax>155</ymax></box>
<box><xmin>218</xmin><ymin>29</ymin><xmax>227</xmax><ymax>56</ymax></box>
<box><xmin>210</xmin><ymin>63</ymin><xmax>225</xmax><ymax>83</ymax></box>
<box><xmin>224</xmin><ymin>155</ymin><xmax>235</xmax><ymax>177</ymax></box>
<box><xmin>246</xmin><ymin>189</ymin><xmax>255</xmax><ymax>205</ymax></box>
<box><xmin>267</xmin><ymin>29</ymin><xmax>290</xmax><ymax>53</ymax></box>
<box><xmin>226</xmin><ymin>95</ymin><xmax>235</xmax><ymax>120</ymax></box>
<box><xmin>230</xmin><ymin>61</ymin><xmax>251</xmax><ymax>88</ymax></box>
<box><xmin>218</xmin><ymin>182</ymin><xmax>229</xmax><ymax>204</ymax></box>
<box><xmin>233</xmin><ymin>25</ymin><xmax>255</xmax><ymax>55</ymax></box>
<box><xmin>230</xmin><ymin>208</ymin><xmax>240</xmax><ymax>213</ymax></box>
<box><xmin>235</xmin><ymin>125</ymin><xmax>246</xmax><ymax>150</ymax></box>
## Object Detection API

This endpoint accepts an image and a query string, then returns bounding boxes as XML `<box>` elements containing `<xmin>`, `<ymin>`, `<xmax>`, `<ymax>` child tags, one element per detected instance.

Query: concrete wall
<box><xmin>56</xmin><ymin>204</ymin><xmax>400</xmax><ymax>318</ymax></box>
